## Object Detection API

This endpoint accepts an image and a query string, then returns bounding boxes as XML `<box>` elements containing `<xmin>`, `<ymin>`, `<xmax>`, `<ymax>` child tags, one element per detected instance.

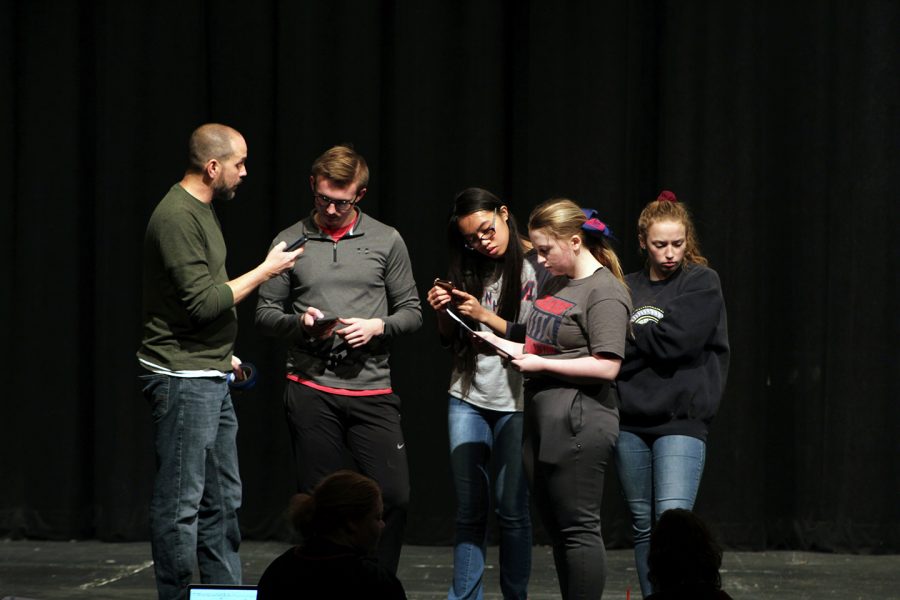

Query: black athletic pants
<box><xmin>283</xmin><ymin>381</ymin><xmax>410</xmax><ymax>574</ymax></box>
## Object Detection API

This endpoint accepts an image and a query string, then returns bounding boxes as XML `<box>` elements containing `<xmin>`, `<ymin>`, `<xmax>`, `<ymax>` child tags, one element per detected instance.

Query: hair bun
<box><xmin>657</xmin><ymin>190</ymin><xmax>677</xmax><ymax>203</ymax></box>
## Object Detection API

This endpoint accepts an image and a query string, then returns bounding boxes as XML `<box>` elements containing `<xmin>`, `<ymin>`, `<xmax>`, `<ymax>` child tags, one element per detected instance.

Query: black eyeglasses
<box><xmin>463</xmin><ymin>209</ymin><xmax>498</xmax><ymax>249</ymax></box>
<box><xmin>313</xmin><ymin>193</ymin><xmax>358</xmax><ymax>211</ymax></box>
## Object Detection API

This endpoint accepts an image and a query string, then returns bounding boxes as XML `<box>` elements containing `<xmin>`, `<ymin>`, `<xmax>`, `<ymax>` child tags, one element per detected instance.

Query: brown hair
<box><xmin>310</xmin><ymin>144</ymin><xmax>369</xmax><ymax>190</ymax></box>
<box><xmin>637</xmin><ymin>191</ymin><xmax>708</xmax><ymax>267</ymax></box>
<box><xmin>528</xmin><ymin>198</ymin><xmax>626</xmax><ymax>284</ymax></box>
<box><xmin>289</xmin><ymin>470</ymin><xmax>381</xmax><ymax>539</ymax></box>
<box><xmin>187</xmin><ymin>123</ymin><xmax>241</xmax><ymax>172</ymax></box>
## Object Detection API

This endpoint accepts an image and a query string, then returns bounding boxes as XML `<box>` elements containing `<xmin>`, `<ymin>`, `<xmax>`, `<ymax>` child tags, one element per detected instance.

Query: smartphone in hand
<box><xmin>306</xmin><ymin>314</ymin><xmax>339</xmax><ymax>338</ymax></box>
<box><xmin>433</xmin><ymin>278</ymin><xmax>455</xmax><ymax>292</ymax></box>
<box><xmin>314</xmin><ymin>316</ymin><xmax>339</xmax><ymax>328</ymax></box>
<box><xmin>285</xmin><ymin>234</ymin><xmax>309</xmax><ymax>251</ymax></box>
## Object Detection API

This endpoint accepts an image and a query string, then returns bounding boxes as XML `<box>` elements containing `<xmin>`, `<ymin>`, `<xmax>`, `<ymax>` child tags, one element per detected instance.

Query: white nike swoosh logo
<box><xmin>396</xmin><ymin>443</ymin><xmax>405</xmax><ymax>449</ymax></box>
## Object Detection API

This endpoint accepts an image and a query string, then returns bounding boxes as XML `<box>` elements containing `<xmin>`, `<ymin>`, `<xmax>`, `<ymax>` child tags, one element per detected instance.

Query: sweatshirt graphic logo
<box><xmin>632</xmin><ymin>304</ymin><xmax>665</xmax><ymax>324</ymax></box>
<box><xmin>525</xmin><ymin>295</ymin><xmax>574</xmax><ymax>355</ymax></box>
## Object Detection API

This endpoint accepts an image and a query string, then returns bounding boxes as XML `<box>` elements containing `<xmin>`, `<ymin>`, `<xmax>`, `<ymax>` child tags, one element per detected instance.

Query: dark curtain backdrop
<box><xmin>1</xmin><ymin>1</ymin><xmax>897</xmax><ymax>553</ymax></box>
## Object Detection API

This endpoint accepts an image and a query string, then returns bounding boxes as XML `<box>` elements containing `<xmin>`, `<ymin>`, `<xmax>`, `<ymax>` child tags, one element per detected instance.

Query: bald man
<box><xmin>138</xmin><ymin>124</ymin><xmax>302</xmax><ymax>600</ymax></box>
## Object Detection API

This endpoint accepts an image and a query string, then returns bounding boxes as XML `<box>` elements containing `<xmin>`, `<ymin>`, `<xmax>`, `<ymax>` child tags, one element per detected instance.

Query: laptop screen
<box><xmin>186</xmin><ymin>584</ymin><xmax>258</xmax><ymax>600</ymax></box>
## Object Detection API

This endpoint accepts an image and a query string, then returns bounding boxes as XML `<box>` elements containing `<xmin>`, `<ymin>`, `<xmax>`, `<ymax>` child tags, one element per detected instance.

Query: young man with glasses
<box><xmin>255</xmin><ymin>144</ymin><xmax>422</xmax><ymax>574</ymax></box>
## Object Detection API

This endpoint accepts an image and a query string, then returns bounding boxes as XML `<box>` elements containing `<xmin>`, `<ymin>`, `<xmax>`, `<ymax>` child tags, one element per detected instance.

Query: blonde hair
<box><xmin>637</xmin><ymin>192</ymin><xmax>708</xmax><ymax>267</ymax></box>
<box><xmin>528</xmin><ymin>198</ymin><xmax>626</xmax><ymax>284</ymax></box>
<box><xmin>311</xmin><ymin>144</ymin><xmax>369</xmax><ymax>190</ymax></box>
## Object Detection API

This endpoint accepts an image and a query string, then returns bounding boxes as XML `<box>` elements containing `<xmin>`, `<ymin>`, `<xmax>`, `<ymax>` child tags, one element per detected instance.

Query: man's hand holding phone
<box><xmin>262</xmin><ymin>240</ymin><xmax>304</xmax><ymax>279</ymax></box>
<box><xmin>301</xmin><ymin>307</ymin><xmax>339</xmax><ymax>339</ymax></box>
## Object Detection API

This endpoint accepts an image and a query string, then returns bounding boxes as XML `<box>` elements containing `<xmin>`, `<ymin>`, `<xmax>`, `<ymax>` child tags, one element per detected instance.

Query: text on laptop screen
<box><xmin>187</xmin><ymin>586</ymin><xmax>257</xmax><ymax>600</ymax></box>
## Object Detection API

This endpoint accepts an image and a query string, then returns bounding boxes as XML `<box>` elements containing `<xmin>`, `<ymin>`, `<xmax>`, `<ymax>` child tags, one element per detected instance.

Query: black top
<box><xmin>647</xmin><ymin>585</ymin><xmax>734</xmax><ymax>600</ymax></box>
<box><xmin>616</xmin><ymin>264</ymin><xmax>730</xmax><ymax>441</ymax></box>
<box><xmin>257</xmin><ymin>538</ymin><xmax>407</xmax><ymax>600</ymax></box>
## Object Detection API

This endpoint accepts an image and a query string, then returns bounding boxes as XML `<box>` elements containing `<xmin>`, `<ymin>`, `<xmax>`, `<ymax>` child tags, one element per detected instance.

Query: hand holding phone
<box><xmin>302</xmin><ymin>307</ymin><xmax>339</xmax><ymax>339</ymax></box>
<box><xmin>285</xmin><ymin>234</ymin><xmax>309</xmax><ymax>252</ymax></box>
<box><xmin>428</xmin><ymin>278</ymin><xmax>457</xmax><ymax>311</ymax></box>
<box><xmin>433</xmin><ymin>278</ymin><xmax>455</xmax><ymax>292</ymax></box>
<box><xmin>314</xmin><ymin>316</ymin><xmax>339</xmax><ymax>328</ymax></box>
<box><xmin>312</xmin><ymin>316</ymin><xmax>340</xmax><ymax>339</ymax></box>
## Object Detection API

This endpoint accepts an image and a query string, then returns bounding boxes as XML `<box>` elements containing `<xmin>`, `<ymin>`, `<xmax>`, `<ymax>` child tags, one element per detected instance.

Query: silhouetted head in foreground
<box><xmin>648</xmin><ymin>508</ymin><xmax>730</xmax><ymax>598</ymax></box>
<box><xmin>290</xmin><ymin>469</ymin><xmax>385</xmax><ymax>555</ymax></box>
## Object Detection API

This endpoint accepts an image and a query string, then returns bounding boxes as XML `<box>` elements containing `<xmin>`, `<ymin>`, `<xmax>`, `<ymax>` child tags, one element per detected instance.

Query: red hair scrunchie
<box><xmin>657</xmin><ymin>190</ymin><xmax>677</xmax><ymax>203</ymax></box>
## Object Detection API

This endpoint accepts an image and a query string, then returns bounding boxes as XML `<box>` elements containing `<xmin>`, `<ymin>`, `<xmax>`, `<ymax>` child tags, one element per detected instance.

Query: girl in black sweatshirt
<box><xmin>614</xmin><ymin>191</ymin><xmax>730</xmax><ymax>598</ymax></box>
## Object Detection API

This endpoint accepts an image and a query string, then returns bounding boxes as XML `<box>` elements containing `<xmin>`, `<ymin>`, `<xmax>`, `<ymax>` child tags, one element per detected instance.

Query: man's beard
<box><xmin>213</xmin><ymin>180</ymin><xmax>239</xmax><ymax>202</ymax></box>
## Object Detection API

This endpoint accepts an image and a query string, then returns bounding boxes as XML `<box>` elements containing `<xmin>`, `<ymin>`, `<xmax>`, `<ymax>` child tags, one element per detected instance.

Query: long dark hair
<box><xmin>445</xmin><ymin>188</ymin><xmax>527</xmax><ymax>388</ymax></box>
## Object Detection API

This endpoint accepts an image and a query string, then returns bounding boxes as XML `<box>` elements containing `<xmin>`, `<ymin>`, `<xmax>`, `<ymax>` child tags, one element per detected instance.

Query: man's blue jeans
<box><xmin>614</xmin><ymin>431</ymin><xmax>706</xmax><ymax>598</ymax></box>
<box><xmin>448</xmin><ymin>396</ymin><xmax>531</xmax><ymax>600</ymax></box>
<box><xmin>141</xmin><ymin>374</ymin><xmax>243</xmax><ymax>600</ymax></box>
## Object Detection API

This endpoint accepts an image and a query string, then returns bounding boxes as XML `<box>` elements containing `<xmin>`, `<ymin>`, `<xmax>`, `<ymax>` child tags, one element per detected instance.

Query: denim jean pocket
<box><xmin>139</xmin><ymin>374</ymin><xmax>172</xmax><ymax>422</ymax></box>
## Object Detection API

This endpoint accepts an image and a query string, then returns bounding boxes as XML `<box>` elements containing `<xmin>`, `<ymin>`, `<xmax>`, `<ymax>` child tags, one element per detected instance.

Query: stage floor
<box><xmin>0</xmin><ymin>540</ymin><xmax>897</xmax><ymax>599</ymax></box>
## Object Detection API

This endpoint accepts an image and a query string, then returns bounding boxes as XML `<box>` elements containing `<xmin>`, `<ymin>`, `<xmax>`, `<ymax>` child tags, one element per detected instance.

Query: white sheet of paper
<box><xmin>445</xmin><ymin>308</ymin><xmax>521</xmax><ymax>358</ymax></box>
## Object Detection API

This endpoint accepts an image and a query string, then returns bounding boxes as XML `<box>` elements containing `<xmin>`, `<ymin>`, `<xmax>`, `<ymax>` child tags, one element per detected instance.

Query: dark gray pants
<box><xmin>523</xmin><ymin>384</ymin><xmax>619</xmax><ymax>600</ymax></box>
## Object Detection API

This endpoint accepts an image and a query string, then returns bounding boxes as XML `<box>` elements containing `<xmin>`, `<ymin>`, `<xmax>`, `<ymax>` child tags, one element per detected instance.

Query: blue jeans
<box><xmin>448</xmin><ymin>396</ymin><xmax>531</xmax><ymax>600</ymax></box>
<box><xmin>141</xmin><ymin>374</ymin><xmax>243</xmax><ymax>600</ymax></box>
<box><xmin>614</xmin><ymin>431</ymin><xmax>706</xmax><ymax>598</ymax></box>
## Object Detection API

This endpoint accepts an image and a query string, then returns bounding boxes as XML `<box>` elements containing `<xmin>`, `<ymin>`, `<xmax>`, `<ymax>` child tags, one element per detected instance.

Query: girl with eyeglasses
<box><xmin>614</xmin><ymin>191</ymin><xmax>729</xmax><ymax>598</ymax></box>
<box><xmin>425</xmin><ymin>188</ymin><xmax>549</xmax><ymax>600</ymax></box>
<box><xmin>479</xmin><ymin>198</ymin><xmax>631</xmax><ymax>599</ymax></box>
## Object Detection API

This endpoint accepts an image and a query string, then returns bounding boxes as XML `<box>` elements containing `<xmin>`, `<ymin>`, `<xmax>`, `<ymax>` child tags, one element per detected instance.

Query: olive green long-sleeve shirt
<box><xmin>138</xmin><ymin>184</ymin><xmax>236</xmax><ymax>372</ymax></box>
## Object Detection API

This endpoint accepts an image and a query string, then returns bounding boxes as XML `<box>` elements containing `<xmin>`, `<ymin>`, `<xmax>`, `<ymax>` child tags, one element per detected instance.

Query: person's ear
<box><xmin>205</xmin><ymin>159</ymin><xmax>220</xmax><ymax>180</ymax></box>
<box><xmin>499</xmin><ymin>205</ymin><xmax>510</xmax><ymax>222</ymax></box>
<box><xmin>309</xmin><ymin>176</ymin><xmax>316</xmax><ymax>192</ymax></box>
<box><xmin>570</xmin><ymin>234</ymin><xmax>582</xmax><ymax>252</ymax></box>
<box><xmin>355</xmin><ymin>187</ymin><xmax>367</xmax><ymax>202</ymax></box>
